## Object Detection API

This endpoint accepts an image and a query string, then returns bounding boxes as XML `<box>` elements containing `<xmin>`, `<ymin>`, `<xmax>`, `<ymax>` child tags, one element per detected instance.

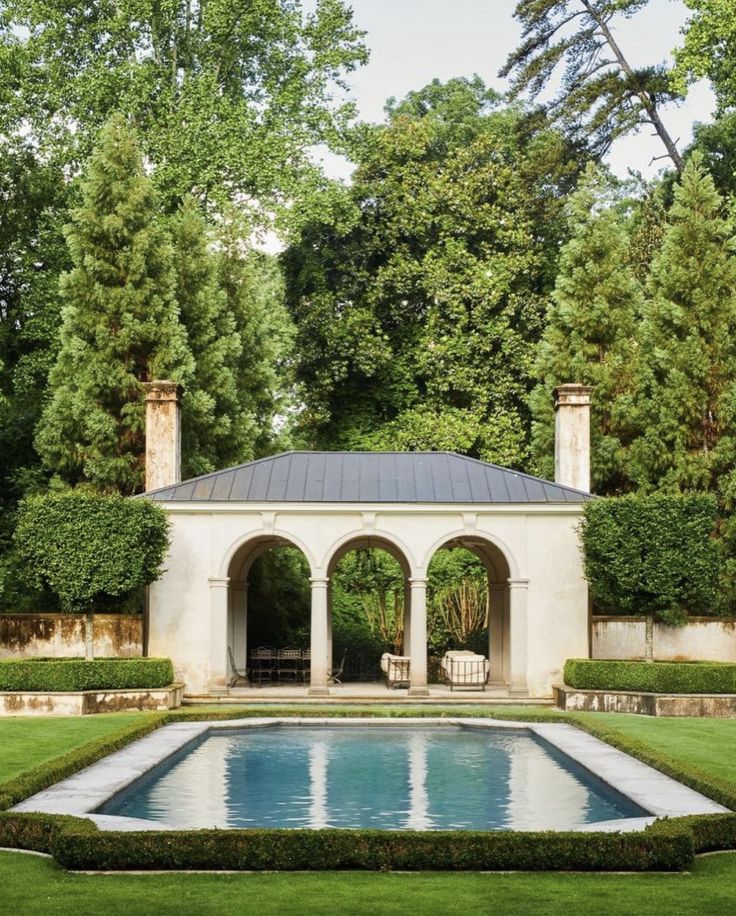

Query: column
<box><xmin>231</xmin><ymin>582</ymin><xmax>248</xmax><ymax>678</ymax></box>
<box><xmin>508</xmin><ymin>578</ymin><xmax>529</xmax><ymax>696</ymax></box>
<box><xmin>326</xmin><ymin>584</ymin><xmax>333</xmax><ymax>674</ymax></box>
<box><xmin>402</xmin><ymin>580</ymin><xmax>411</xmax><ymax>655</ymax></box>
<box><xmin>554</xmin><ymin>384</ymin><xmax>593</xmax><ymax>492</ymax></box>
<box><xmin>488</xmin><ymin>583</ymin><xmax>506</xmax><ymax>685</ymax></box>
<box><xmin>309</xmin><ymin>576</ymin><xmax>330</xmax><ymax>696</ymax></box>
<box><xmin>408</xmin><ymin>577</ymin><xmax>429</xmax><ymax>697</ymax></box>
<box><xmin>208</xmin><ymin>577</ymin><xmax>230</xmax><ymax>695</ymax></box>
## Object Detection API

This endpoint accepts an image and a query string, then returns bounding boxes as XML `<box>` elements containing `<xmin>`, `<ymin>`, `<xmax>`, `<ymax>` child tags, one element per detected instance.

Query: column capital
<box><xmin>310</xmin><ymin>576</ymin><xmax>330</xmax><ymax>587</ymax></box>
<box><xmin>208</xmin><ymin>576</ymin><xmax>231</xmax><ymax>588</ymax></box>
<box><xmin>409</xmin><ymin>577</ymin><xmax>428</xmax><ymax>586</ymax></box>
<box><xmin>507</xmin><ymin>578</ymin><xmax>529</xmax><ymax>589</ymax></box>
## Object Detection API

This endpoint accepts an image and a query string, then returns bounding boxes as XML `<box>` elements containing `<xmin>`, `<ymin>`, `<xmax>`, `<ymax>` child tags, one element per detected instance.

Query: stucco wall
<box><xmin>592</xmin><ymin>616</ymin><xmax>736</xmax><ymax>662</ymax></box>
<box><xmin>0</xmin><ymin>614</ymin><xmax>143</xmax><ymax>659</ymax></box>
<box><xmin>148</xmin><ymin>502</ymin><xmax>588</xmax><ymax>697</ymax></box>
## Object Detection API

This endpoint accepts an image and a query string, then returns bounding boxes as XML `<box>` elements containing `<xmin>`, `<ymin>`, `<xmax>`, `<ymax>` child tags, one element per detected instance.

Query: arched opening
<box><xmin>225</xmin><ymin>535</ymin><xmax>313</xmax><ymax>688</ymax></box>
<box><xmin>326</xmin><ymin>537</ymin><xmax>412</xmax><ymax>683</ymax></box>
<box><xmin>426</xmin><ymin>536</ymin><xmax>512</xmax><ymax>689</ymax></box>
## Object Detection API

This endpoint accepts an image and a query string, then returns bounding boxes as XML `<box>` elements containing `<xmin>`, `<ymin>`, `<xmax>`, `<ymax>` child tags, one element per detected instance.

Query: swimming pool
<box><xmin>99</xmin><ymin>725</ymin><xmax>646</xmax><ymax>831</ymax></box>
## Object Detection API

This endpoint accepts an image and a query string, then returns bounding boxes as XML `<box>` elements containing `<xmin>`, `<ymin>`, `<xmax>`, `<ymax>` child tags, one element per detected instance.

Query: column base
<box><xmin>407</xmin><ymin>686</ymin><xmax>430</xmax><ymax>697</ymax></box>
<box><xmin>308</xmin><ymin>686</ymin><xmax>330</xmax><ymax>697</ymax></box>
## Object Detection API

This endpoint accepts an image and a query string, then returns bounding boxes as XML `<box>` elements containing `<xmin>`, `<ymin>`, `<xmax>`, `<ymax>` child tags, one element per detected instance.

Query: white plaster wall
<box><xmin>148</xmin><ymin>503</ymin><xmax>588</xmax><ymax>697</ymax></box>
<box><xmin>592</xmin><ymin>617</ymin><xmax>736</xmax><ymax>662</ymax></box>
<box><xmin>524</xmin><ymin>514</ymin><xmax>589</xmax><ymax>697</ymax></box>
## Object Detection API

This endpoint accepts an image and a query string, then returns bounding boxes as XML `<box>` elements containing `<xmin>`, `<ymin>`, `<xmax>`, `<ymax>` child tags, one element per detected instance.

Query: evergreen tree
<box><xmin>629</xmin><ymin>153</ymin><xmax>736</xmax><ymax>494</ymax></box>
<box><xmin>169</xmin><ymin>196</ymin><xmax>242</xmax><ymax>477</ymax></box>
<box><xmin>36</xmin><ymin>115</ymin><xmax>193</xmax><ymax>494</ymax></box>
<box><xmin>530</xmin><ymin>166</ymin><xmax>642</xmax><ymax>493</ymax></box>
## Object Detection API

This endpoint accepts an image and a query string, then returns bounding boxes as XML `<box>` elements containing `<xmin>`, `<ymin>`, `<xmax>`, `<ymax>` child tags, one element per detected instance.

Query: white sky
<box><xmin>310</xmin><ymin>0</ymin><xmax>714</xmax><ymax>181</ymax></box>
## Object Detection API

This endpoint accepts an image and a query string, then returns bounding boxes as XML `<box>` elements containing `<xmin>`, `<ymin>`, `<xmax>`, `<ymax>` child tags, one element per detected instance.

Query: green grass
<box><xmin>2</xmin><ymin>706</ymin><xmax>736</xmax><ymax>912</ymax></box>
<box><xmin>2</xmin><ymin>849</ymin><xmax>736</xmax><ymax>915</ymax></box>
<box><xmin>0</xmin><ymin>714</ymin><xmax>149</xmax><ymax>783</ymax></box>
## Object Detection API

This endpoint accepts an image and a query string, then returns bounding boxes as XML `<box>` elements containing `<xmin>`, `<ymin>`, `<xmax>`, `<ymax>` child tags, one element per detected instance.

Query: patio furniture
<box><xmin>277</xmin><ymin>647</ymin><xmax>303</xmax><ymax>682</ymax></box>
<box><xmin>328</xmin><ymin>649</ymin><xmax>348</xmax><ymax>685</ymax></box>
<box><xmin>381</xmin><ymin>652</ymin><xmax>411</xmax><ymax>689</ymax></box>
<box><xmin>300</xmin><ymin>648</ymin><xmax>311</xmax><ymax>683</ymax></box>
<box><xmin>250</xmin><ymin>646</ymin><xmax>277</xmax><ymax>685</ymax></box>
<box><xmin>227</xmin><ymin>646</ymin><xmax>249</xmax><ymax>687</ymax></box>
<box><xmin>440</xmin><ymin>651</ymin><xmax>489</xmax><ymax>691</ymax></box>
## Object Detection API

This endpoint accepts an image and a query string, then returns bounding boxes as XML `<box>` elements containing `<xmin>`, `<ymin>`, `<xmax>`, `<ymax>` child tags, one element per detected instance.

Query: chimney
<box><xmin>554</xmin><ymin>384</ymin><xmax>593</xmax><ymax>492</ymax></box>
<box><xmin>144</xmin><ymin>381</ymin><xmax>182</xmax><ymax>491</ymax></box>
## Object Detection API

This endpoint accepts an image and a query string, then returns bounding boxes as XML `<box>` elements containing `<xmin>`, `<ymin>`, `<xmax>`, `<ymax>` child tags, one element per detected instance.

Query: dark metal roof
<box><xmin>145</xmin><ymin>451</ymin><xmax>591</xmax><ymax>504</ymax></box>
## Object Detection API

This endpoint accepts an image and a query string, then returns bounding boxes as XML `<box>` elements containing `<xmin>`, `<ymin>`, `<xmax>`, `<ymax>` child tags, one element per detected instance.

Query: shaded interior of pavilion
<box><xmin>222</xmin><ymin>531</ymin><xmax>517</xmax><ymax>698</ymax></box>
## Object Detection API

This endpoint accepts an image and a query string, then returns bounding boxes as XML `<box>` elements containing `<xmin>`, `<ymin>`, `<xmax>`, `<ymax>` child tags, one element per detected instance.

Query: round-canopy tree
<box><xmin>14</xmin><ymin>492</ymin><xmax>170</xmax><ymax>658</ymax></box>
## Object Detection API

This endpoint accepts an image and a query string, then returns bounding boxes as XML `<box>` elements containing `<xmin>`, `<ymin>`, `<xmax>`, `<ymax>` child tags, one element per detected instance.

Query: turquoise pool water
<box><xmin>100</xmin><ymin>726</ymin><xmax>645</xmax><ymax>830</ymax></box>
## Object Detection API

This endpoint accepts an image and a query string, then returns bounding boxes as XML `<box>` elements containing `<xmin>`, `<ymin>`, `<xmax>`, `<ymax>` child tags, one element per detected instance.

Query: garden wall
<box><xmin>0</xmin><ymin>614</ymin><xmax>143</xmax><ymax>659</ymax></box>
<box><xmin>592</xmin><ymin>616</ymin><xmax>736</xmax><ymax>662</ymax></box>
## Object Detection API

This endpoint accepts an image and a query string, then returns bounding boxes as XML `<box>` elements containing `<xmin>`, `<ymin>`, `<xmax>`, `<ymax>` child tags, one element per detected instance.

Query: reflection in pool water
<box><xmin>100</xmin><ymin>726</ymin><xmax>645</xmax><ymax>830</ymax></box>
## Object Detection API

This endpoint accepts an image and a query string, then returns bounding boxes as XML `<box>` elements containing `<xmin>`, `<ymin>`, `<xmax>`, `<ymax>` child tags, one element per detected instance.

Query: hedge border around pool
<box><xmin>1</xmin><ymin>706</ymin><xmax>736</xmax><ymax>872</ymax></box>
<box><xmin>564</xmin><ymin>659</ymin><xmax>736</xmax><ymax>695</ymax></box>
<box><xmin>0</xmin><ymin>657</ymin><xmax>174</xmax><ymax>692</ymax></box>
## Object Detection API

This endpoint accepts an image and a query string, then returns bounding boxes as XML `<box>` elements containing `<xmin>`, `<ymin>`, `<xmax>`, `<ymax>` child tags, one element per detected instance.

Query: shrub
<box><xmin>13</xmin><ymin>491</ymin><xmax>170</xmax><ymax>657</ymax></box>
<box><xmin>0</xmin><ymin>658</ymin><xmax>174</xmax><ymax>693</ymax></box>
<box><xmin>564</xmin><ymin>659</ymin><xmax>736</xmax><ymax>694</ymax></box>
<box><xmin>51</xmin><ymin>821</ymin><xmax>693</xmax><ymax>872</ymax></box>
<box><xmin>580</xmin><ymin>493</ymin><xmax>719</xmax><ymax>624</ymax></box>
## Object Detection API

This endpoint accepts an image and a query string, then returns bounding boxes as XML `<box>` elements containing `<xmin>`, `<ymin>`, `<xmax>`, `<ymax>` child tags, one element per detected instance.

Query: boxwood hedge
<box><xmin>564</xmin><ymin>659</ymin><xmax>736</xmax><ymax>694</ymax></box>
<box><xmin>0</xmin><ymin>657</ymin><xmax>174</xmax><ymax>692</ymax></box>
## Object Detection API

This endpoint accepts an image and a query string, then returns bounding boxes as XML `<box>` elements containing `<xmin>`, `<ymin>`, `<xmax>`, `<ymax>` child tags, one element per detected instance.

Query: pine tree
<box><xmin>530</xmin><ymin>166</ymin><xmax>642</xmax><ymax>493</ymax></box>
<box><xmin>629</xmin><ymin>153</ymin><xmax>736</xmax><ymax>494</ymax></box>
<box><xmin>36</xmin><ymin>114</ymin><xmax>193</xmax><ymax>494</ymax></box>
<box><xmin>169</xmin><ymin>196</ymin><xmax>242</xmax><ymax>477</ymax></box>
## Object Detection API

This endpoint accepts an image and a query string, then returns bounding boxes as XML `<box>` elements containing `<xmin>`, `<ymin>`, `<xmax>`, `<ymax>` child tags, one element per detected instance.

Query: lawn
<box><xmin>2</xmin><ymin>849</ymin><xmax>736</xmax><ymax>916</ymax></box>
<box><xmin>2</xmin><ymin>707</ymin><xmax>736</xmax><ymax>915</ymax></box>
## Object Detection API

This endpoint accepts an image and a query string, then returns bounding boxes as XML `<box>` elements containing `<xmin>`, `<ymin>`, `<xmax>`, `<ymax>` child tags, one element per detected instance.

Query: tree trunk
<box><xmin>581</xmin><ymin>0</ymin><xmax>683</xmax><ymax>172</ymax></box>
<box><xmin>644</xmin><ymin>614</ymin><xmax>654</xmax><ymax>662</ymax></box>
<box><xmin>84</xmin><ymin>611</ymin><xmax>94</xmax><ymax>660</ymax></box>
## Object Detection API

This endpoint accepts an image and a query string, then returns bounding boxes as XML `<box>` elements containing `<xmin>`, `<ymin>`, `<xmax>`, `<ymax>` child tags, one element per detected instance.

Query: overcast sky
<box><xmin>310</xmin><ymin>0</ymin><xmax>714</xmax><ymax>181</ymax></box>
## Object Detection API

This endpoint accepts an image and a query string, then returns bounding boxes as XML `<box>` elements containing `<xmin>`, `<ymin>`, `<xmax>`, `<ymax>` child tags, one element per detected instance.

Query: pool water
<box><xmin>100</xmin><ymin>726</ymin><xmax>646</xmax><ymax>831</ymax></box>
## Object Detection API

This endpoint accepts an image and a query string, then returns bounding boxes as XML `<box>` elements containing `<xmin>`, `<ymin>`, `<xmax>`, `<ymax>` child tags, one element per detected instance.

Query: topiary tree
<box><xmin>580</xmin><ymin>493</ymin><xmax>720</xmax><ymax>660</ymax></box>
<box><xmin>13</xmin><ymin>492</ymin><xmax>170</xmax><ymax>659</ymax></box>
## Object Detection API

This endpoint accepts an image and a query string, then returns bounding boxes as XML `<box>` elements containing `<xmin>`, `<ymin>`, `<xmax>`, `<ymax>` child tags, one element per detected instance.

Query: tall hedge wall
<box><xmin>580</xmin><ymin>493</ymin><xmax>720</xmax><ymax>622</ymax></box>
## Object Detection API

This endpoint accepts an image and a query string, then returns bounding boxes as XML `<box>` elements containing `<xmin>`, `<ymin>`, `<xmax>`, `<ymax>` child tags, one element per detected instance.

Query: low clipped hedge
<box><xmin>564</xmin><ymin>659</ymin><xmax>736</xmax><ymax>695</ymax></box>
<box><xmin>50</xmin><ymin>821</ymin><xmax>693</xmax><ymax>873</ymax></box>
<box><xmin>0</xmin><ymin>657</ymin><xmax>174</xmax><ymax>692</ymax></box>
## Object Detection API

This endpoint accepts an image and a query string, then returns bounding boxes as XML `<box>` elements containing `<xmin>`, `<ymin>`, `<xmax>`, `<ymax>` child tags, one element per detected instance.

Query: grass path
<box><xmin>2</xmin><ymin>849</ymin><xmax>736</xmax><ymax>916</ymax></box>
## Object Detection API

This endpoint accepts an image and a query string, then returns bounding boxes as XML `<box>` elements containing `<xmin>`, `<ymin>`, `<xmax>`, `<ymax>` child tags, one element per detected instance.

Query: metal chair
<box><xmin>227</xmin><ymin>646</ymin><xmax>249</xmax><ymax>687</ymax></box>
<box><xmin>250</xmin><ymin>646</ymin><xmax>277</xmax><ymax>685</ymax></box>
<box><xmin>328</xmin><ymin>649</ymin><xmax>348</xmax><ymax>685</ymax></box>
<box><xmin>277</xmin><ymin>647</ymin><xmax>302</xmax><ymax>683</ymax></box>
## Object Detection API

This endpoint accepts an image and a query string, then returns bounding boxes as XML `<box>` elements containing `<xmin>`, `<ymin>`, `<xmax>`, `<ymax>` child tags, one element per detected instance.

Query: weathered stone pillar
<box><xmin>403</xmin><ymin>580</ymin><xmax>411</xmax><ymax>655</ymax></box>
<box><xmin>554</xmin><ymin>384</ymin><xmax>593</xmax><ymax>492</ymax></box>
<box><xmin>309</xmin><ymin>577</ymin><xmax>330</xmax><ymax>696</ymax></box>
<box><xmin>488</xmin><ymin>583</ymin><xmax>506</xmax><ymax>685</ymax></box>
<box><xmin>508</xmin><ymin>578</ymin><xmax>529</xmax><ymax>696</ymax></box>
<box><xmin>208</xmin><ymin>577</ymin><xmax>230</xmax><ymax>695</ymax></box>
<box><xmin>408</xmin><ymin>577</ymin><xmax>429</xmax><ymax>697</ymax></box>
<box><xmin>144</xmin><ymin>380</ymin><xmax>182</xmax><ymax>492</ymax></box>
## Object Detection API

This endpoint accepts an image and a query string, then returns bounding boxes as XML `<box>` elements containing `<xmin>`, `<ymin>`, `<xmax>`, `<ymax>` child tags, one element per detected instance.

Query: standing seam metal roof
<box><xmin>145</xmin><ymin>451</ymin><xmax>591</xmax><ymax>504</ymax></box>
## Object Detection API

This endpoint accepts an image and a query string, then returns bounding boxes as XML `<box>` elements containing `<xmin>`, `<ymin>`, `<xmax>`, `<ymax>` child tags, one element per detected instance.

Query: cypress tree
<box><xmin>629</xmin><ymin>152</ymin><xmax>736</xmax><ymax>493</ymax></box>
<box><xmin>530</xmin><ymin>167</ymin><xmax>642</xmax><ymax>493</ymax></box>
<box><xmin>36</xmin><ymin>114</ymin><xmax>193</xmax><ymax>494</ymax></box>
<box><xmin>169</xmin><ymin>196</ymin><xmax>242</xmax><ymax>477</ymax></box>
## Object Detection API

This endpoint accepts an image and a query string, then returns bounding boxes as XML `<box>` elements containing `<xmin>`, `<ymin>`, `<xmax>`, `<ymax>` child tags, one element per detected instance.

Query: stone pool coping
<box><xmin>11</xmin><ymin>717</ymin><xmax>730</xmax><ymax>833</ymax></box>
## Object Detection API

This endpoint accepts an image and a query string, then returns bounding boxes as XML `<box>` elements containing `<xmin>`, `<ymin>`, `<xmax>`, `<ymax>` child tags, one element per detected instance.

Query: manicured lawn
<box><xmin>0</xmin><ymin>713</ymin><xmax>149</xmax><ymax>782</ymax></box>
<box><xmin>2</xmin><ymin>706</ymin><xmax>736</xmax><ymax>914</ymax></box>
<box><xmin>2</xmin><ymin>849</ymin><xmax>735</xmax><ymax>916</ymax></box>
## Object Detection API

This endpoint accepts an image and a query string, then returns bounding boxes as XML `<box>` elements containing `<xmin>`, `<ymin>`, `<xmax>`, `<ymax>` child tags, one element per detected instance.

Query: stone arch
<box><xmin>219</xmin><ymin>529</ymin><xmax>318</xmax><ymax>580</ymax></box>
<box><xmin>420</xmin><ymin>528</ymin><xmax>519</xmax><ymax>580</ymax></box>
<box><xmin>323</xmin><ymin>529</ymin><xmax>416</xmax><ymax>579</ymax></box>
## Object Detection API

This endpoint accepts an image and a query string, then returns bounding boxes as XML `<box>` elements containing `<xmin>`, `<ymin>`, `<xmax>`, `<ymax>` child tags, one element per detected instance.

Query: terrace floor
<box><xmin>184</xmin><ymin>681</ymin><xmax>553</xmax><ymax>705</ymax></box>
